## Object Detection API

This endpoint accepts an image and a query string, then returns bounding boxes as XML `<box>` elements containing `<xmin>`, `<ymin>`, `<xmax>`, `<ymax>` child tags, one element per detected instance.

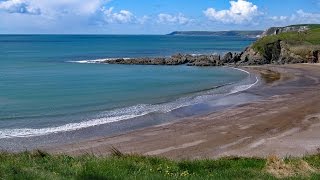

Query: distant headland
<box><xmin>166</xmin><ymin>30</ymin><xmax>263</xmax><ymax>38</ymax></box>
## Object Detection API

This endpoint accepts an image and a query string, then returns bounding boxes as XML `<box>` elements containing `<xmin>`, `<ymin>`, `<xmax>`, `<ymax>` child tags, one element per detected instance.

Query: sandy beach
<box><xmin>47</xmin><ymin>64</ymin><xmax>320</xmax><ymax>159</ymax></box>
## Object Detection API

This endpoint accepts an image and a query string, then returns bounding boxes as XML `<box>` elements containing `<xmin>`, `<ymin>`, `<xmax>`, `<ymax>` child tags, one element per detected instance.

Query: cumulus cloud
<box><xmin>0</xmin><ymin>0</ymin><xmax>40</xmax><ymax>14</ymax></box>
<box><xmin>269</xmin><ymin>10</ymin><xmax>320</xmax><ymax>25</ymax></box>
<box><xmin>102</xmin><ymin>7</ymin><xmax>144</xmax><ymax>24</ymax></box>
<box><xmin>0</xmin><ymin>0</ymin><xmax>110</xmax><ymax>16</ymax></box>
<box><xmin>291</xmin><ymin>10</ymin><xmax>320</xmax><ymax>23</ymax></box>
<box><xmin>0</xmin><ymin>0</ymin><xmax>149</xmax><ymax>24</ymax></box>
<box><xmin>269</xmin><ymin>16</ymin><xmax>288</xmax><ymax>22</ymax></box>
<box><xmin>204</xmin><ymin>0</ymin><xmax>260</xmax><ymax>24</ymax></box>
<box><xmin>0</xmin><ymin>0</ymin><xmax>150</xmax><ymax>33</ymax></box>
<box><xmin>157</xmin><ymin>13</ymin><xmax>191</xmax><ymax>25</ymax></box>
<box><xmin>137</xmin><ymin>15</ymin><xmax>149</xmax><ymax>24</ymax></box>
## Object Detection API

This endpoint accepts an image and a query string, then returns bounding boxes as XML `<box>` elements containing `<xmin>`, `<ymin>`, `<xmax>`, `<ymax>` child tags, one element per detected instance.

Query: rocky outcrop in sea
<box><xmin>104</xmin><ymin>54</ymin><xmax>224</xmax><ymax>66</ymax></box>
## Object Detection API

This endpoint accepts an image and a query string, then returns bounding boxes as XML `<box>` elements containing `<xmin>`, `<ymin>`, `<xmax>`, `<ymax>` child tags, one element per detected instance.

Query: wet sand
<box><xmin>48</xmin><ymin>64</ymin><xmax>320</xmax><ymax>159</ymax></box>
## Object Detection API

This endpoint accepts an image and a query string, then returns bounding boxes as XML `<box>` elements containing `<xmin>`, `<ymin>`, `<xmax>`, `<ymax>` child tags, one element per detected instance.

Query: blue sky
<box><xmin>0</xmin><ymin>0</ymin><xmax>319</xmax><ymax>34</ymax></box>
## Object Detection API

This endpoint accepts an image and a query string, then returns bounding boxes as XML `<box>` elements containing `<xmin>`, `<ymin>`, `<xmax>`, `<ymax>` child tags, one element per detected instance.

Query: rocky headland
<box><xmin>167</xmin><ymin>30</ymin><xmax>263</xmax><ymax>38</ymax></box>
<box><xmin>240</xmin><ymin>24</ymin><xmax>320</xmax><ymax>65</ymax></box>
<box><xmin>102</xmin><ymin>24</ymin><xmax>320</xmax><ymax>66</ymax></box>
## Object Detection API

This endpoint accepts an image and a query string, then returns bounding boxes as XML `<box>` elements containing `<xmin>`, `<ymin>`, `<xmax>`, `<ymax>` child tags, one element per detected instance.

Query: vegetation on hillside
<box><xmin>0</xmin><ymin>150</ymin><xmax>319</xmax><ymax>179</ymax></box>
<box><xmin>252</xmin><ymin>24</ymin><xmax>320</xmax><ymax>56</ymax></box>
<box><xmin>167</xmin><ymin>30</ymin><xmax>263</xmax><ymax>37</ymax></box>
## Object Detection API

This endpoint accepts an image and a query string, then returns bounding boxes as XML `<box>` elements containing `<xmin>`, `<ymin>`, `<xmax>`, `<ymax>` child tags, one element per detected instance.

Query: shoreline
<box><xmin>0</xmin><ymin>66</ymin><xmax>260</xmax><ymax>151</ymax></box>
<box><xmin>46</xmin><ymin>64</ymin><xmax>320</xmax><ymax>159</ymax></box>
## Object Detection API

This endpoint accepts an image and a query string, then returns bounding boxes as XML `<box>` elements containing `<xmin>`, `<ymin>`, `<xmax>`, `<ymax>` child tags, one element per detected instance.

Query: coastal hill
<box><xmin>238</xmin><ymin>24</ymin><xmax>320</xmax><ymax>65</ymax></box>
<box><xmin>167</xmin><ymin>30</ymin><xmax>263</xmax><ymax>38</ymax></box>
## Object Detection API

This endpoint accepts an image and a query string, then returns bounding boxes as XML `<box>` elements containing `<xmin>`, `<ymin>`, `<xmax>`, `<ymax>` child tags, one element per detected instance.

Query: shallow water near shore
<box><xmin>0</xmin><ymin>35</ymin><xmax>258</xmax><ymax>149</ymax></box>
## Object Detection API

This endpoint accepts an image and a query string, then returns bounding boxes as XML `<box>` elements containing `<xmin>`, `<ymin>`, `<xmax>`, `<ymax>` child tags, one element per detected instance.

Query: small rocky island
<box><xmin>103</xmin><ymin>24</ymin><xmax>320</xmax><ymax>66</ymax></box>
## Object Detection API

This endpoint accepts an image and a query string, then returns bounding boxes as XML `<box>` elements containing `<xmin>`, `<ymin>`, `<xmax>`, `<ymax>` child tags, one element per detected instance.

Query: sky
<box><xmin>0</xmin><ymin>0</ymin><xmax>320</xmax><ymax>34</ymax></box>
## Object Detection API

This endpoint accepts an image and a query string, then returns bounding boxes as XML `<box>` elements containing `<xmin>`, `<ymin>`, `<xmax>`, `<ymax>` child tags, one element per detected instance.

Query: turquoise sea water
<box><xmin>0</xmin><ymin>35</ymin><xmax>256</xmax><ymax>139</ymax></box>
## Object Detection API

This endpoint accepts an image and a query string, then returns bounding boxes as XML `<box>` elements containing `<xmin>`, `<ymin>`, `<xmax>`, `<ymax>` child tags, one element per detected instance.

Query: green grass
<box><xmin>0</xmin><ymin>151</ymin><xmax>319</xmax><ymax>179</ymax></box>
<box><xmin>252</xmin><ymin>24</ymin><xmax>320</xmax><ymax>56</ymax></box>
<box><xmin>286</xmin><ymin>24</ymin><xmax>320</xmax><ymax>29</ymax></box>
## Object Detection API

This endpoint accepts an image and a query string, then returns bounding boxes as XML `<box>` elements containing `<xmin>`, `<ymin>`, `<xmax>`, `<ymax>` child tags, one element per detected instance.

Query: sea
<box><xmin>0</xmin><ymin>35</ymin><xmax>259</xmax><ymax>150</ymax></box>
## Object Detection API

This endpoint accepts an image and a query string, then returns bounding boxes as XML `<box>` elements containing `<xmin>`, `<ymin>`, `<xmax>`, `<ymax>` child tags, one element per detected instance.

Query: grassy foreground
<box><xmin>0</xmin><ymin>150</ymin><xmax>319</xmax><ymax>179</ymax></box>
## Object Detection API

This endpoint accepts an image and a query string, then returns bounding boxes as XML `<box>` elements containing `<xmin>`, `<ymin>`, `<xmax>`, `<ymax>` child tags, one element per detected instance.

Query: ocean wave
<box><xmin>189</xmin><ymin>53</ymin><xmax>219</xmax><ymax>56</ymax></box>
<box><xmin>228</xmin><ymin>67</ymin><xmax>259</xmax><ymax>94</ymax></box>
<box><xmin>230</xmin><ymin>67</ymin><xmax>250</xmax><ymax>74</ymax></box>
<box><xmin>0</xmin><ymin>68</ymin><xmax>258</xmax><ymax>139</ymax></box>
<box><xmin>0</xmin><ymin>99</ymin><xmax>199</xmax><ymax>139</ymax></box>
<box><xmin>68</xmin><ymin>58</ymin><xmax>131</xmax><ymax>64</ymax></box>
<box><xmin>228</xmin><ymin>76</ymin><xmax>259</xmax><ymax>94</ymax></box>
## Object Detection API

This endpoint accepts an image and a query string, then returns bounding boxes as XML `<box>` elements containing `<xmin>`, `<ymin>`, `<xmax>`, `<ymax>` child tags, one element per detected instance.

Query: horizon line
<box><xmin>0</xmin><ymin>29</ymin><xmax>265</xmax><ymax>36</ymax></box>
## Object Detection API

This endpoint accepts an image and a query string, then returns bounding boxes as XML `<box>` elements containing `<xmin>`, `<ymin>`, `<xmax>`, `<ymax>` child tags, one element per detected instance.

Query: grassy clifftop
<box><xmin>237</xmin><ymin>24</ymin><xmax>320</xmax><ymax>65</ymax></box>
<box><xmin>253</xmin><ymin>24</ymin><xmax>320</xmax><ymax>50</ymax></box>
<box><xmin>252</xmin><ymin>24</ymin><xmax>320</xmax><ymax>64</ymax></box>
<box><xmin>0</xmin><ymin>151</ymin><xmax>319</xmax><ymax>179</ymax></box>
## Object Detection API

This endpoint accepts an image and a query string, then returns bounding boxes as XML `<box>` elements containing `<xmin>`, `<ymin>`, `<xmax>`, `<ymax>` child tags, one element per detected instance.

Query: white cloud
<box><xmin>102</xmin><ymin>7</ymin><xmax>138</xmax><ymax>24</ymax></box>
<box><xmin>269</xmin><ymin>10</ymin><xmax>320</xmax><ymax>25</ymax></box>
<box><xmin>0</xmin><ymin>0</ymin><xmax>110</xmax><ymax>16</ymax></box>
<box><xmin>0</xmin><ymin>0</ymin><xmax>150</xmax><ymax>33</ymax></box>
<box><xmin>0</xmin><ymin>0</ymin><xmax>146</xmax><ymax>29</ymax></box>
<box><xmin>157</xmin><ymin>13</ymin><xmax>191</xmax><ymax>25</ymax></box>
<box><xmin>204</xmin><ymin>0</ymin><xmax>260</xmax><ymax>24</ymax></box>
<box><xmin>0</xmin><ymin>0</ymin><xmax>40</xmax><ymax>14</ymax></box>
<box><xmin>291</xmin><ymin>10</ymin><xmax>320</xmax><ymax>23</ymax></box>
<box><xmin>269</xmin><ymin>16</ymin><xmax>288</xmax><ymax>22</ymax></box>
<box><xmin>137</xmin><ymin>15</ymin><xmax>149</xmax><ymax>24</ymax></box>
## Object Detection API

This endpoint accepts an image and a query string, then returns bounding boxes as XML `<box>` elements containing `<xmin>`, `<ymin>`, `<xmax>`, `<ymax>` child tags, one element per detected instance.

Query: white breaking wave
<box><xmin>68</xmin><ymin>59</ymin><xmax>107</xmax><ymax>64</ymax></box>
<box><xmin>68</xmin><ymin>58</ymin><xmax>131</xmax><ymax>64</ymax></box>
<box><xmin>230</xmin><ymin>67</ymin><xmax>250</xmax><ymax>74</ymax></box>
<box><xmin>228</xmin><ymin>76</ymin><xmax>259</xmax><ymax>94</ymax></box>
<box><xmin>0</xmin><ymin>99</ymin><xmax>200</xmax><ymax>139</ymax></box>
<box><xmin>0</xmin><ymin>67</ymin><xmax>259</xmax><ymax>139</ymax></box>
<box><xmin>228</xmin><ymin>67</ymin><xmax>259</xmax><ymax>94</ymax></box>
<box><xmin>190</xmin><ymin>53</ymin><xmax>218</xmax><ymax>56</ymax></box>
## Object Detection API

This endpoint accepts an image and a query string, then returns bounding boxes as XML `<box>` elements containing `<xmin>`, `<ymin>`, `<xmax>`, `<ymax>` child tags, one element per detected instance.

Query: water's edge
<box><xmin>0</xmin><ymin>67</ymin><xmax>261</xmax><ymax>151</ymax></box>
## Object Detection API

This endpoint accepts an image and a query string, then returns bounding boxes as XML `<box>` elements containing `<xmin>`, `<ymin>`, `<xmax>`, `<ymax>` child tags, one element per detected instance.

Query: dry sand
<box><xmin>47</xmin><ymin>64</ymin><xmax>320</xmax><ymax>159</ymax></box>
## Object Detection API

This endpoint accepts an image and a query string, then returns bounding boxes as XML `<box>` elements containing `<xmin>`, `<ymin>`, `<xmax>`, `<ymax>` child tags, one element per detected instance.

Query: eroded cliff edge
<box><xmin>238</xmin><ymin>24</ymin><xmax>320</xmax><ymax>65</ymax></box>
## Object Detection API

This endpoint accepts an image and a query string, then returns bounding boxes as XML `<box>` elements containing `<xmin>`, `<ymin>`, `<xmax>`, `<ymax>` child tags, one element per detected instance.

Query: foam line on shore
<box><xmin>0</xmin><ymin>67</ymin><xmax>259</xmax><ymax>139</ymax></box>
<box><xmin>230</xmin><ymin>67</ymin><xmax>250</xmax><ymax>74</ymax></box>
<box><xmin>228</xmin><ymin>76</ymin><xmax>259</xmax><ymax>94</ymax></box>
<box><xmin>0</xmin><ymin>100</ymin><xmax>201</xmax><ymax>139</ymax></box>
<box><xmin>228</xmin><ymin>67</ymin><xmax>259</xmax><ymax>94</ymax></box>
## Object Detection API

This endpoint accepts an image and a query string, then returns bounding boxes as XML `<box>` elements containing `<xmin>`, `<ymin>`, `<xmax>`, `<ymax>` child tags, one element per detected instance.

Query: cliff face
<box><xmin>238</xmin><ymin>41</ymin><xmax>318</xmax><ymax>65</ymax></box>
<box><xmin>261</xmin><ymin>25</ymin><xmax>309</xmax><ymax>37</ymax></box>
<box><xmin>238</xmin><ymin>24</ymin><xmax>320</xmax><ymax>65</ymax></box>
